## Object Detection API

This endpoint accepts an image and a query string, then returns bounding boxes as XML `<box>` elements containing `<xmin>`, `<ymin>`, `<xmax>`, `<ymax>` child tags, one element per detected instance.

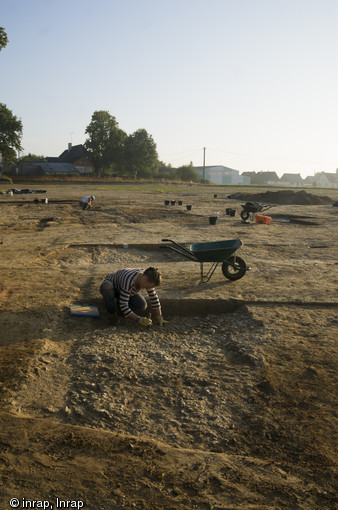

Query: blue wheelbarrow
<box><xmin>162</xmin><ymin>238</ymin><xmax>249</xmax><ymax>283</ymax></box>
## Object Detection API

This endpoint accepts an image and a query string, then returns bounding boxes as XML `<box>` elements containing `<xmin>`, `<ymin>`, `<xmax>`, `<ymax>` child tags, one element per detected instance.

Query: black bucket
<box><xmin>164</xmin><ymin>200</ymin><xmax>170</xmax><ymax>205</ymax></box>
<box><xmin>209</xmin><ymin>216</ymin><xmax>217</xmax><ymax>225</ymax></box>
<box><xmin>226</xmin><ymin>208</ymin><xmax>232</xmax><ymax>215</ymax></box>
<box><xmin>178</xmin><ymin>200</ymin><xmax>183</xmax><ymax>205</ymax></box>
<box><xmin>229</xmin><ymin>209</ymin><xmax>236</xmax><ymax>217</ymax></box>
<box><xmin>186</xmin><ymin>205</ymin><xmax>192</xmax><ymax>211</ymax></box>
<box><xmin>171</xmin><ymin>200</ymin><xmax>176</xmax><ymax>205</ymax></box>
<box><xmin>214</xmin><ymin>194</ymin><xmax>218</xmax><ymax>198</ymax></box>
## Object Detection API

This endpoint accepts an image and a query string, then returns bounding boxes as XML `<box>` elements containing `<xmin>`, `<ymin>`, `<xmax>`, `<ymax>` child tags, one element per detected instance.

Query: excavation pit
<box><xmin>1</xmin><ymin>183</ymin><xmax>337</xmax><ymax>509</ymax></box>
<box><xmin>270</xmin><ymin>214</ymin><xmax>320</xmax><ymax>225</ymax></box>
<box><xmin>7</xmin><ymin>303</ymin><xmax>337</xmax><ymax>477</ymax></box>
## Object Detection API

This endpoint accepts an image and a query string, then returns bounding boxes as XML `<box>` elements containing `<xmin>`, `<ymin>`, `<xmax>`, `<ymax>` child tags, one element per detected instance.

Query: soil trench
<box><xmin>0</xmin><ymin>184</ymin><xmax>337</xmax><ymax>510</ymax></box>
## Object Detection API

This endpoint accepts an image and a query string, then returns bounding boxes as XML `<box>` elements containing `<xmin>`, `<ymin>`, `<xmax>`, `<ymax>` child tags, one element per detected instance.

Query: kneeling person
<box><xmin>79</xmin><ymin>195</ymin><xmax>95</xmax><ymax>210</ymax></box>
<box><xmin>100</xmin><ymin>267</ymin><xmax>166</xmax><ymax>326</ymax></box>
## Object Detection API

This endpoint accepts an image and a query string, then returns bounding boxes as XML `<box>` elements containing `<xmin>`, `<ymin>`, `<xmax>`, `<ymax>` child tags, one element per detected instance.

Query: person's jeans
<box><xmin>99</xmin><ymin>280</ymin><xmax>147</xmax><ymax>315</ymax></box>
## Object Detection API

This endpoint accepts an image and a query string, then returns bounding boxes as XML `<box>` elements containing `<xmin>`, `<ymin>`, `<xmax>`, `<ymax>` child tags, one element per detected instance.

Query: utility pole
<box><xmin>203</xmin><ymin>147</ymin><xmax>206</xmax><ymax>181</ymax></box>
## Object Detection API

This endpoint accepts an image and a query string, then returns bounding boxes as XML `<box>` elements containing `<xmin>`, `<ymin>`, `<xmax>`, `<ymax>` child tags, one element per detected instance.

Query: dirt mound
<box><xmin>229</xmin><ymin>189</ymin><xmax>332</xmax><ymax>205</ymax></box>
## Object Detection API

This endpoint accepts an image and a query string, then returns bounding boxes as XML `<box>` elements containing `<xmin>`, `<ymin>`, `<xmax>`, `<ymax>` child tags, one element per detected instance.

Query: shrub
<box><xmin>0</xmin><ymin>175</ymin><xmax>12</xmax><ymax>184</ymax></box>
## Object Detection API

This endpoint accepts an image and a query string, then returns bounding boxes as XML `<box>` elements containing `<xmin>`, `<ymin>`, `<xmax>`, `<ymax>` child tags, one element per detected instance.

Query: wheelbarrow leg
<box><xmin>200</xmin><ymin>262</ymin><xmax>220</xmax><ymax>283</ymax></box>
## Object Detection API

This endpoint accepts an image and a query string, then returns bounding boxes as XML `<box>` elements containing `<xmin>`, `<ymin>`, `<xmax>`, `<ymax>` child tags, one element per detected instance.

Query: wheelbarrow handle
<box><xmin>162</xmin><ymin>239</ymin><xmax>191</xmax><ymax>253</ymax></box>
<box><xmin>161</xmin><ymin>239</ymin><xmax>197</xmax><ymax>261</ymax></box>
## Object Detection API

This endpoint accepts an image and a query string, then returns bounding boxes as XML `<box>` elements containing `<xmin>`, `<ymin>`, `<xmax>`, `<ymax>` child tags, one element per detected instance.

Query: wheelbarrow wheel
<box><xmin>240</xmin><ymin>210</ymin><xmax>250</xmax><ymax>221</ymax></box>
<box><xmin>222</xmin><ymin>256</ymin><xmax>247</xmax><ymax>280</ymax></box>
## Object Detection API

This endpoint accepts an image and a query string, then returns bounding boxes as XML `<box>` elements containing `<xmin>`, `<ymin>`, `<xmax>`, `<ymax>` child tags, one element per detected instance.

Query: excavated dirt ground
<box><xmin>0</xmin><ymin>182</ymin><xmax>337</xmax><ymax>510</ymax></box>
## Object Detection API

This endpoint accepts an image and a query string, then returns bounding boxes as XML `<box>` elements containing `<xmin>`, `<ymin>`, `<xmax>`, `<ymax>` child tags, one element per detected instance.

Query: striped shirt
<box><xmin>104</xmin><ymin>268</ymin><xmax>161</xmax><ymax>317</ymax></box>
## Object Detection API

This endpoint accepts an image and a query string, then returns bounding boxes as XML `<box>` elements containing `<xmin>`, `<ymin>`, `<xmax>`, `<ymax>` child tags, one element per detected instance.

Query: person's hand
<box><xmin>154</xmin><ymin>315</ymin><xmax>169</xmax><ymax>326</ymax></box>
<box><xmin>137</xmin><ymin>317</ymin><xmax>153</xmax><ymax>327</ymax></box>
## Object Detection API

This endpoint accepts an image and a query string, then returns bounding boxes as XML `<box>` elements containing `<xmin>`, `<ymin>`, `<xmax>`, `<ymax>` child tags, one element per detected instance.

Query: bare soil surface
<box><xmin>0</xmin><ymin>183</ymin><xmax>337</xmax><ymax>509</ymax></box>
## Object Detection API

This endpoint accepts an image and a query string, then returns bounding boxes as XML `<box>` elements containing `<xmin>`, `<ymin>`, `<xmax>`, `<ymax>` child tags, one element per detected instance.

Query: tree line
<box><xmin>83</xmin><ymin>110</ymin><xmax>201</xmax><ymax>181</ymax></box>
<box><xmin>0</xmin><ymin>105</ymin><xmax>201</xmax><ymax>182</ymax></box>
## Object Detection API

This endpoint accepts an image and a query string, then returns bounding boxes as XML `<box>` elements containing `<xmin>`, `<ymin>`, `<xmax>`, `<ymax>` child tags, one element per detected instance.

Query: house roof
<box><xmin>303</xmin><ymin>175</ymin><xmax>315</xmax><ymax>183</ymax></box>
<box><xmin>16</xmin><ymin>161</ymin><xmax>79</xmax><ymax>175</ymax></box>
<box><xmin>280</xmin><ymin>173</ymin><xmax>303</xmax><ymax>182</ymax></box>
<box><xmin>36</xmin><ymin>163</ymin><xmax>79</xmax><ymax>173</ymax></box>
<box><xmin>257</xmin><ymin>171</ymin><xmax>280</xmax><ymax>180</ymax></box>
<box><xmin>194</xmin><ymin>165</ymin><xmax>239</xmax><ymax>174</ymax></box>
<box><xmin>58</xmin><ymin>144</ymin><xmax>92</xmax><ymax>164</ymax></box>
<box><xmin>314</xmin><ymin>172</ymin><xmax>338</xmax><ymax>184</ymax></box>
<box><xmin>327</xmin><ymin>173</ymin><xmax>338</xmax><ymax>183</ymax></box>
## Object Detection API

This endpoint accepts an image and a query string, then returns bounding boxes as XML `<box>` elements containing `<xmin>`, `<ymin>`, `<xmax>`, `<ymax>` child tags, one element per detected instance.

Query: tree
<box><xmin>158</xmin><ymin>161</ymin><xmax>177</xmax><ymax>180</ymax></box>
<box><xmin>84</xmin><ymin>111</ymin><xmax>126</xmax><ymax>176</ymax></box>
<box><xmin>0</xmin><ymin>27</ymin><xmax>8</xmax><ymax>52</ymax></box>
<box><xmin>18</xmin><ymin>153</ymin><xmax>46</xmax><ymax>162</ymax></box>
<box><xmin>124</xmin><ymin>129</ymin><xmax>159</xmax><ymax>179</ymax></box>
<box><xmin>176</xmin><ymin>163</ymin><xmax>200</xmax><ymax>182</ymax></box>
<box><xmin>0</xmin><ymin>103</ymin><xmax>23</xmax><ymax>166</ymax></box>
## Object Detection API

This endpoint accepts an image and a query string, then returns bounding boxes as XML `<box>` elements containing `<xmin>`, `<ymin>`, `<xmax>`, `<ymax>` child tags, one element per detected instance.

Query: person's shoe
<box><xmin>107</xmin><ymin>304</ymin><xmax>116</xmax><ymax>314</ymax></box>
<box><xmin>108</xmin><ymin>313</ymin><xmax>119</xmax><ymax>326</ymax></box>
<box><xmin>104</xmin><ymin>299</ymin><xmax>117</xmax><ymax>314</ymax></box>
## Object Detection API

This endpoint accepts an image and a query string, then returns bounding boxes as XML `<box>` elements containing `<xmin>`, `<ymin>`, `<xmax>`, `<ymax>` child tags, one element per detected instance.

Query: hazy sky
<box><xmin>1</xmin><ymin>0</ymin><xmax>337</xmax><ymax>177</ymax></box>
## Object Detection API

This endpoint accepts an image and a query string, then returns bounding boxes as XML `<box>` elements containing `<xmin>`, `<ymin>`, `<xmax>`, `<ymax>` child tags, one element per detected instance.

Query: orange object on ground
<box><xmin>256</xmin><ymin>215</ymin><xmax>271</xmax><ymax>224</ymax></box>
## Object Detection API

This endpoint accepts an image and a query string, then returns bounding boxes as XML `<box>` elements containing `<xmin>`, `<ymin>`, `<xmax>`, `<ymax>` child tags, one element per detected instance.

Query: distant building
<box><xmin>16</xmin><ymin>144</ymin><xmax>94</xmax><ymax>176</ymax></box>
<box><xmin>16</xmin><ymin>162</ymin><xmax>79</xmax><ymax>176</ymax></box>
<box><xmin>194</xmin><ymin>165</ymin><xmax>250</xmax><ymax>185</ymax></box>
<box><xmin>256</xmin><ymin>171</ymin><xmax>280</xmax><ymax>185</ymax></box>
<box><xmin>57</xmin><ymin>143</ymin><xmax>94</xmax><ymax>174</ymax></box>
<box><xmin>279</xmin><ymin>173</ymin><xmax>304</xmax><ymax>186</ymax></box>
<box><xmin>312</xmin><ymin>171</ymin><xmax>338</xmax><ymax>188</ymax></box>
<box><xmin>241</xmin><ymin>171</ymin><xmax>280</xmax><ymax>185</ymax></box>
<box><xmin>303</xmin><ymin>175</ymin><xmax>315</xmax><ymax>186</ymax></box>
<box><xmin>241</xmin><ymin>171</ymin><xmax>256</xmax><ymax>184</ymax></box>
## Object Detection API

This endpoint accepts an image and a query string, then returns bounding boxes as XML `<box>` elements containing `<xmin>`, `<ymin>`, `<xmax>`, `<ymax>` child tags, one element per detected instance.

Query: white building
<box><xmin>313</xmin><ymin>171</ymin><xmax>338</xmax><ymax>188</ymax></box>
<box><xmin>194</xmin><ymin>165</ymin><xmax>250</xmax><ymax>185</ymax></box>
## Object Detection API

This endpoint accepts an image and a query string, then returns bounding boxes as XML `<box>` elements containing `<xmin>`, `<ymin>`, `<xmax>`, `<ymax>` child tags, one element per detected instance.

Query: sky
<box><xmin>1</xmin><ymin>0</ymin><xmax>337</xmax><ymax>178</ymax></box>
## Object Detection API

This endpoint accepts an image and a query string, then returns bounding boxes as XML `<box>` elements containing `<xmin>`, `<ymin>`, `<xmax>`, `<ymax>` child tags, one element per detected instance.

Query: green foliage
<box><xmin>158</xmin><ymin>162</ymin><xmax>201</xmax><ymax>182</ymax></box>
<box><xmin>0</xmin><ymin>175</ymin><xmax>12</xmax><ymax>183</ymax></box>
<box><xmin>176</xmin><ymin>163</ymin><xmax>200</xmax><ymax>182</ymax></box>
<box><xmin>158</xmin><ymin>162</ymin><xmax>176</xmax><ymax>180</ymax></box>
<box><xmin>84</xmin><ymin>111</ymin><xmax>127</xmax><ymax>176</ymax></box>
<box><xmin>18</xmin><ymin>153</ymin><xmax>46</xmax><ymax>162</ymax></box>
<box><xmin>0</xmin><ymin>27</ymin><xmax>8</xmax><ymax>52</ymax></box>
<box><xmin>0</xmin><ymin>103</ymin><xmax>23</xmax><ymax>166</ymax></box>
<box><xmin>124</xmin><ymin>128</ymin><xmax>159</xmax><ymax>178</ymax></box>
<box><xmin>84</xmin><ymin>111</ymin><xmax>199</xmax><ymax>182</ymax></box>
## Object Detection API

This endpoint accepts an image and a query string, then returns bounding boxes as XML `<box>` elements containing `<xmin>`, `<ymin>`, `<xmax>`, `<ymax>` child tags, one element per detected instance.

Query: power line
<box><xmin>160</xmin><ymin>145</ymin><xmax>336</xmax><ymax>169</ymax></box>
<box><xmin>160</xmin><ymin>149</ymin><xmax>202</xmax><ymax>163</ymax></box>
<box><xmin>206</xmin><ymin>147</ymin><xmax>337</xmax><ymax>166</ymax></box>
